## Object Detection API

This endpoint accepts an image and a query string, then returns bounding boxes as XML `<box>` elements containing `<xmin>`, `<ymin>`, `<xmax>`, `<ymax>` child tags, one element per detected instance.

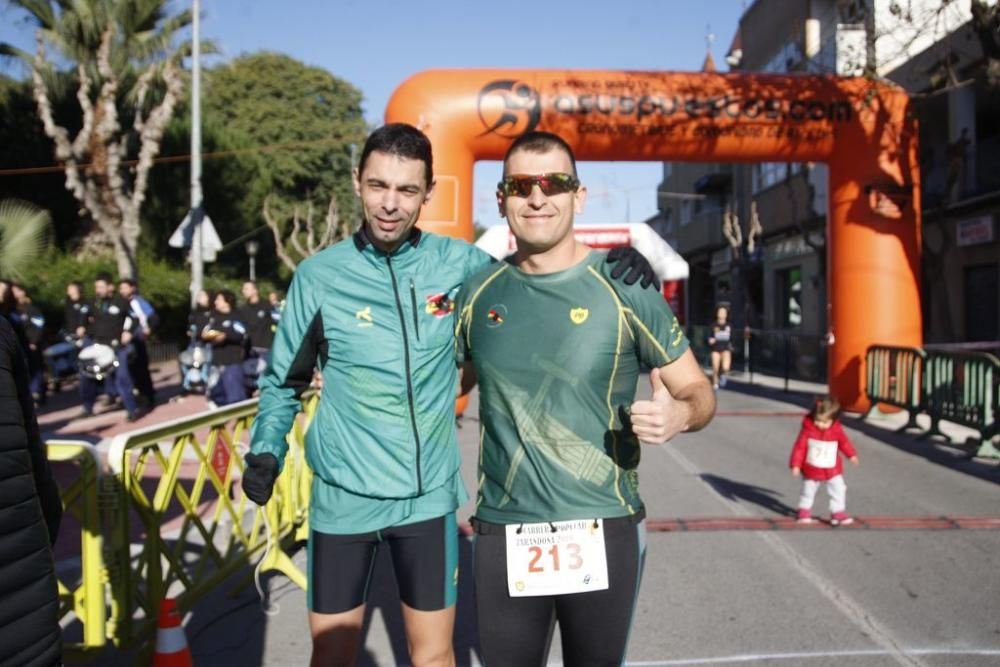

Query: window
<box><xmin>752</xmin><ymin>162</ymin><xmax>800</xmax><ymax>194</ymax></box>
<box><xmin>762</xmin><ymin>42</ymin><xmax>804</xmax><ymax>73</ymax></box>
<box><xmin>777</xmin><ymin>267</ymin><xmax>803</xmax><ymax>328</ymax></box>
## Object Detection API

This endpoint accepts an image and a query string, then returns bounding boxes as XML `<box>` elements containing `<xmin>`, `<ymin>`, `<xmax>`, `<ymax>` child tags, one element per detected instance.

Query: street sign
<box><xmin>168</xmin><ymin>212</ymin><xmax>222</xmax><ymax>262</ymax></box>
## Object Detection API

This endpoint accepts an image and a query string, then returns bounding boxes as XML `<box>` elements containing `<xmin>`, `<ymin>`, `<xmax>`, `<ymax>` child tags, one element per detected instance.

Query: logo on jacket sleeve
<box><xmin>570</xmin><ymin>308</ymin><xmax>589</xmax><ymax>324</ymax></box>
<box><xmin>356</xmin><ymin>306</ymin><xmax>374</xmax><ymax>328</ymax></box>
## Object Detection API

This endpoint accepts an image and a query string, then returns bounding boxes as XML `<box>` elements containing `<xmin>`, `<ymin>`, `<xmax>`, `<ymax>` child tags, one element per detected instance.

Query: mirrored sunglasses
<box><xmin>498</xmin><ymin>172</ymin><xmax>580</xmax><ymax>197</ymax></box>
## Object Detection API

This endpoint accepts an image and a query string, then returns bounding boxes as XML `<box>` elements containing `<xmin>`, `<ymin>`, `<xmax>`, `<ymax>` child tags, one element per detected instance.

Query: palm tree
<box><xmin>0</xmin><ymin>199</ymin><xmax>51</xmax><ymax>282</ymax></box>
<box><xmin>0</xmin><ymin>0</ymin><xmax>194</xmax><ymax>281</ymax></box>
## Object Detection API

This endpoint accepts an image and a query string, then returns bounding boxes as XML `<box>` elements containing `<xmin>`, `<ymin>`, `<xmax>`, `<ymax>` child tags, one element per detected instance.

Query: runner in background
<box><xmin>708</xmin><ymin>304</ymin><xmax>733</xmax><ymax>390</ymax></box>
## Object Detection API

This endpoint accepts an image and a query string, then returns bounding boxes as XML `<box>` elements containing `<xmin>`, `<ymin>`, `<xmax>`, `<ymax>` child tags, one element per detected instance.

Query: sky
<box><xmin>1</xmin><ymin>0</ymin><xmax>746</xmax><ymax>228</ymax></box>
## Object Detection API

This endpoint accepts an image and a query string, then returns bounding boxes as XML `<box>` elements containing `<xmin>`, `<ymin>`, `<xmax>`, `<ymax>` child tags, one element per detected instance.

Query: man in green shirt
<box><xmin>455</xmin><ymin>131</ymin><xmax>716</xmax><ymax>666</ymax></box>
<box><xmin>242</xmin><ymin>123</ymin><xmax>658</xmax><ymax>667</ymax></box>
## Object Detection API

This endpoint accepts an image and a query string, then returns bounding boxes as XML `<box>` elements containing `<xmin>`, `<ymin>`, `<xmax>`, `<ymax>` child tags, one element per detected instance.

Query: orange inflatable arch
<box><xmin>385</xmin><ymin>70</ymin><xmax>921</xmax><ymax>411</ymax></box>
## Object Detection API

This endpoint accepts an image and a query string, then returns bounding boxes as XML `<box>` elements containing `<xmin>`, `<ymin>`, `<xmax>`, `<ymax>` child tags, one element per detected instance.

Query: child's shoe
<box><xmin>796</xmin><ymin>509</ymin><xmax>815</xmax><ymax>524</ymax></box>
<box><xmin>830</xmin><ymin>511</ymin><xmax>854</xmax><ymax>526</ymax></box>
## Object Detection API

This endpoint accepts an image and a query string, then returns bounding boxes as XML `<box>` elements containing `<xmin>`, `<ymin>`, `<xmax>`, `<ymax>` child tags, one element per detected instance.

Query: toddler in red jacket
<box><xmin>789</xmin><ymin>395</ymin><xmax>859</xmax><ymax>525</ymax></box>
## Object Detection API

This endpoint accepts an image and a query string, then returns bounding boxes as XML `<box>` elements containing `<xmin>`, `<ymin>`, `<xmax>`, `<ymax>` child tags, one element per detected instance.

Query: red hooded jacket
<box><xmin>789</xmin><ymin>416</ymin><xmax>857</xmax><ymax>481</ymax></box>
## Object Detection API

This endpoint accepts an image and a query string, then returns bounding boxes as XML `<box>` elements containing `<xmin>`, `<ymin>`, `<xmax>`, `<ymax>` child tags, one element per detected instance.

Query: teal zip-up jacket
<box><xmin>250</xmin><ymin>228</ymin><xmax>492</xmax><ymax>524</ymax></box>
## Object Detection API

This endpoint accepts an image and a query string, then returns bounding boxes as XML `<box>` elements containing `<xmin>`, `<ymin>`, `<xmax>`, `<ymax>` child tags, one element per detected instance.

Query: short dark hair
<box><xmin>119</xmin><ymin>278</ymin><xmax>137</xmax><ymax>288</ymax></box>
<box><xmin>214</xmin><ymin>289</ymin><xmax>237</xmax><ymax>310</ymax></box>
<box><xmin>502</xmin><ymin>131</ymin><xmax>578</xmax><ymax>178</ymax></box>
<box><xmin>358</xmin><ymin>123</ymin><xmax>433</xmax><ymax>188</ymax></box>
<box><xmin>68</xmin><ymin>280</ymin><xmax>83</xmax><ymax>290</ymax></box>
<box><xmin>95</xmin><ymin>271</ymin><xmax>113</xmax><ymax>284</ymax></box>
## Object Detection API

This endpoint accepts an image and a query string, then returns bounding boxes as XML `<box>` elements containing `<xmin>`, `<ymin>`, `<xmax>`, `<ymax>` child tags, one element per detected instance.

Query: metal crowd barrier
<box><xmin>864</xmin><ymin>345</ymin><xmax>926</xmax><ymax>431</ymax></box>
<box><xmin>921</xmin><ymin>350</ymin><xmax>998</xmax><ymax>453</ymax></box>
<box><xmin>47</xmin><ymin>393</ymin><xmax>318</xmax><ymax>658</ymax></box>
<box><xmin>865</xmin><ymin>345</ymin><xmax>999</xmax><ymax>458</ymax></box>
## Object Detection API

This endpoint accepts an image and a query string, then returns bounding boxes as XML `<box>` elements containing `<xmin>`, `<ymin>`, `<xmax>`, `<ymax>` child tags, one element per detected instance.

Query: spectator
<box><xmin>11</xmin><ymin>284</ymin><xmax>47</xmax><ymax>405</ymax></box>
<box><xmin>118</xmin><ymin>279</ymin><xmax>157</xmax><ymax>408</ymax></box>
<box><xmin>0</xmin><ymin>314</ymin><xmax>63</xmax><ymax>666</ymax></box>
<box><xmin>202</xmin><ymin>290</ymin><xmax>248</xmax><ymax>407</ymax></box>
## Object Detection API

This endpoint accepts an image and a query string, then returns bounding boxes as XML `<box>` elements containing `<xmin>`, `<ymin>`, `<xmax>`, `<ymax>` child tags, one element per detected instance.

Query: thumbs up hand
<box><xmin>628</xmin><ymin>367</ymin><xmax>690</xmax><ymax>445</ymax></box>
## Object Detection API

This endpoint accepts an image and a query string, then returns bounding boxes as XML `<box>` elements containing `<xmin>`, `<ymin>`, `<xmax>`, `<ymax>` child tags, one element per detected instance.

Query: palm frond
<box><xmin>0</xmin><ymin>199</ymin><xmax>52</xmax><ymax>281</ymax></box>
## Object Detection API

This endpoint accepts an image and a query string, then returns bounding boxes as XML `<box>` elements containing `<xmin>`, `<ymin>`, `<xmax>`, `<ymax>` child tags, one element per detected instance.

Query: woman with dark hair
<box><xmin>202</xmin><ymin>289</ymin><xmax>248</xmax><ymax>407</ymax></box>
<box><xmin>708</xmin><ymin>304</ymin><xmax>733</xmax><ymax>390</ymax></box>
<box><xmin>0</xmin><ymin>314</ymin><xmax>63</xmax><ymax>666</ymax></box>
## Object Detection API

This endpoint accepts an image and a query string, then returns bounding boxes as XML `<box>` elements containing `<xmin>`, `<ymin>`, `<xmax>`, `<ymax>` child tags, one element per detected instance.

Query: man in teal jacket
<box><xmin>243</xmin><ymin>123</ymin><xmax>657</xmax><ymax>667</ymax></box>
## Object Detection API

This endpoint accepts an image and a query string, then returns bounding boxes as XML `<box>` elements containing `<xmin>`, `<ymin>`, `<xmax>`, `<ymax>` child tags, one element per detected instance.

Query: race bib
<box><xmin>505</xmin><ymin>519</ymin><xmax>609</xmax><ymax>597</ymax></box>
<box><xmin>806</xmin><ymin>438</ymin><xmax>838</xmax><ymax>468</ymax></box>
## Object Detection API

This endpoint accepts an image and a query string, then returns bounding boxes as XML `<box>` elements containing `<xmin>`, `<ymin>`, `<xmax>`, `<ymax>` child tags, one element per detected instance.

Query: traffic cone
<box><xmin>152</xmin><ymin>598</ymin><xmax>193</xmax><ymax>667</ymax></box>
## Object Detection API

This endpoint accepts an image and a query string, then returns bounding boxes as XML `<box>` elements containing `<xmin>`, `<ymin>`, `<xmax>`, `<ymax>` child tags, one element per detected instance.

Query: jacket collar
<box><xmin>352</xmin><ymin>224</ymin><xmax>422</xmax><ymax>254</ymax></box>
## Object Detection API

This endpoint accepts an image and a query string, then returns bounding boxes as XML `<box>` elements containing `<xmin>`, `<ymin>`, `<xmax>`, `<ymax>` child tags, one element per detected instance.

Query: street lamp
<box><xmin>245</xmin><ymin>240</ymin><xmax>259</xmax><ymax>282</ymax></box>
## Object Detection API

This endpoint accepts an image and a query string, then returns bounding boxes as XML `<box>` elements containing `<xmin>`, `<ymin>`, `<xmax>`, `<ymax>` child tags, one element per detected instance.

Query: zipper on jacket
<box><xmin>386</xmin><ymin>256</ymin><xmax>423</xmax><ymax>494</ymax></box>
<box><xmin>409</xmin><ymin>279</ymin><xmax>420</xmax><ymax>341</ymax></box>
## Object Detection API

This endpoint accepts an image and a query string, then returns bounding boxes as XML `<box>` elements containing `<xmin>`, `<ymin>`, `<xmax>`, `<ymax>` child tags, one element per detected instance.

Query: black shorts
<box><xmin>307</xmin><ymin>513</ymin><xmax>458</xmax><ymax>614</ymax></box>
<box><xmin>473</xmin><ymin>513</ymin><xmax>647</xmax><ymax>667</ymax></box>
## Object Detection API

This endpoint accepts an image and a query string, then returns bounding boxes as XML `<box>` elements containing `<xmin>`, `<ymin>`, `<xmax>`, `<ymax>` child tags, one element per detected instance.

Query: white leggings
<box><xmin>798</xmin><ymin>475</ymin><xmax>847</xmax><ymax>514</ymax></box>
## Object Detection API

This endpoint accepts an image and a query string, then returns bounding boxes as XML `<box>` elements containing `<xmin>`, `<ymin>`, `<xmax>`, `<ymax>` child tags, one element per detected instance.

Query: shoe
<box><xmin>206</xmin><ymin>400</ymin><xmax>219</xmax><ymax>411</ymax></box>
<box><xmin>830</xmin><ymin>512</ymin><xmax>854</xmax><ymax>526</ymax></box>
<box><xmin>719</xmin><ymin>376</ymin><xmax>727</xmax><ymax>388</ymax></box>
<box><xmin>713</xmin><ymin>384</ymin><xmax>719</xmax><ymax>391</ymax></box>
<box><xmin>796</xmin><ymin>509</ymin><xmax>814</xmax><ymax>524</ymax></box>
<box><xmin>125</xmin><ymin>411</ymin><xmax>139</xmax><ymax>423</ymax></box>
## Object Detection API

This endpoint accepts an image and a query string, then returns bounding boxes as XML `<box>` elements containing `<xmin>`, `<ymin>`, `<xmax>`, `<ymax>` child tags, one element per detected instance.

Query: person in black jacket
<box><xmin>64</xmin><ymin>281</ymin><xmax>91</xmax><ymax>336</ymax></box>
<box><xmin>0</xmin><ymin>315</ymin><xmax>63</xmax><ymax>666</ymax></box>
<box><xmin>202</xmin><ymin>290</ymin><xmax>248</xmax><ymax>407</ymax></box>
<box><xmin>78</xmin><ymin>273</ymin><xmax>139</xmax><ymax>420</ymax></box>
<box><xmin>12</xmin><ymin>284</ymin><xmax>48</xmax><ymax>406</ymax></box>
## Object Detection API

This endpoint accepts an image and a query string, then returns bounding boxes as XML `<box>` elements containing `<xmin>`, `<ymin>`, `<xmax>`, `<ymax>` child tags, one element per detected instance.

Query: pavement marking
<box><xmin>600</xmin><ymin>648</ymin><xmax>1000</xmax><ymax>665</ymax></box>
<box><xmin>659</xmin><ymin>445</ymin><xmax>930</xmax><ymax>667</ymax></box>
<box><xmin>643</xmin><ymin>515</ymin><xmax>1000</xmax><ymax>531</ymax></box>
<box><xmin>714</xmin><ymin>410</ymin><xmax>807</xmax><ymax>417</ymax></box>
<box><xmin>456</xmin><ymin>515</ymin><xmax>1000</xmax><ymax>537</ymax></box>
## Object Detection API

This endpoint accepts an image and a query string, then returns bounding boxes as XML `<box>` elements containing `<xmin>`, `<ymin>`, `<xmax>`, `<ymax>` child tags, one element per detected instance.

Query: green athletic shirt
<box><xmin>454</xmin><ymin>250</ymin><xmax>690</xmax><ymax>524</ymax></box>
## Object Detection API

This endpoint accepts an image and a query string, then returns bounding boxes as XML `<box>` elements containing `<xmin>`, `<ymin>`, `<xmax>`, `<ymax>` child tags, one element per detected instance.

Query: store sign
<box><xmin>767</xmin><ymin>235</ymin><xmax>812</xmax><ymax>262</ymax></box>
<box><xmin>955</xmin><ymin>215</ymin><xmax>995</xmax><ymax>247</ymax></box>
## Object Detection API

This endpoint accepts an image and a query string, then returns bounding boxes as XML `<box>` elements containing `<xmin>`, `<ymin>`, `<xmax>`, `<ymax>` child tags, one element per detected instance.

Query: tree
<box><xmin>1</xmin><ymin>0</ymin><xmax>193</xmax><ymax>280</ymax></box>
<box><xmin>202</xmin><ymin>52</ymin><xmax>367</xmax><ymax>238</ymax></box>
<box><xmin>263</xmin><ymin>193</ymin><xmax>350</xmax><ymax>272</ymax></box>
<box><xmin>0</xmin><ymin>199</ymin><xmax>51</xmax><ymax>281</ymax></box>
<box><xmin>0</xmin><ymin>75</ymin><xmax>78</xmax><ymax>247</ymax></box>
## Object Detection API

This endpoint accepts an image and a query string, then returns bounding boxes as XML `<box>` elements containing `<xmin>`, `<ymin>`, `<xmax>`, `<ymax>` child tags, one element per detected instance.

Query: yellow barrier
<box><xmin>46</xmin><ymin>440</ymin><xmax>108</xmax><ymax>659</ymax></box>
<box><xmin>46</xmin><ymin>393</ymin><xmax>318</xmax><ymax>657</ymax></box>
<box><xmin>102</xmin><ymin>394</ymin><xmax>318</xmax><ymax>649</ymax></box>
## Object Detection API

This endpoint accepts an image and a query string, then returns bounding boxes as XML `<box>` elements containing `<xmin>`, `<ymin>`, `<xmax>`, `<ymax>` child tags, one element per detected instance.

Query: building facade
<box><xmin>650</xmin><ymin>0</ymin><xmax>999</xmax><ymax>353</ymax></box>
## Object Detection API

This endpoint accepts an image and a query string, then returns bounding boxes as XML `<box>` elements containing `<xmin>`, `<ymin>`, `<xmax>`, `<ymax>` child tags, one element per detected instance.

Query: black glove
<box><xmin>243</xmin><ymin>453</ymin><xmax>280</xmax><ymax>506</ymax></box>
<box><xmin>606</xmin><ymin>246</ymin><xmax>658</xmax><ymax>289</ymax></box>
